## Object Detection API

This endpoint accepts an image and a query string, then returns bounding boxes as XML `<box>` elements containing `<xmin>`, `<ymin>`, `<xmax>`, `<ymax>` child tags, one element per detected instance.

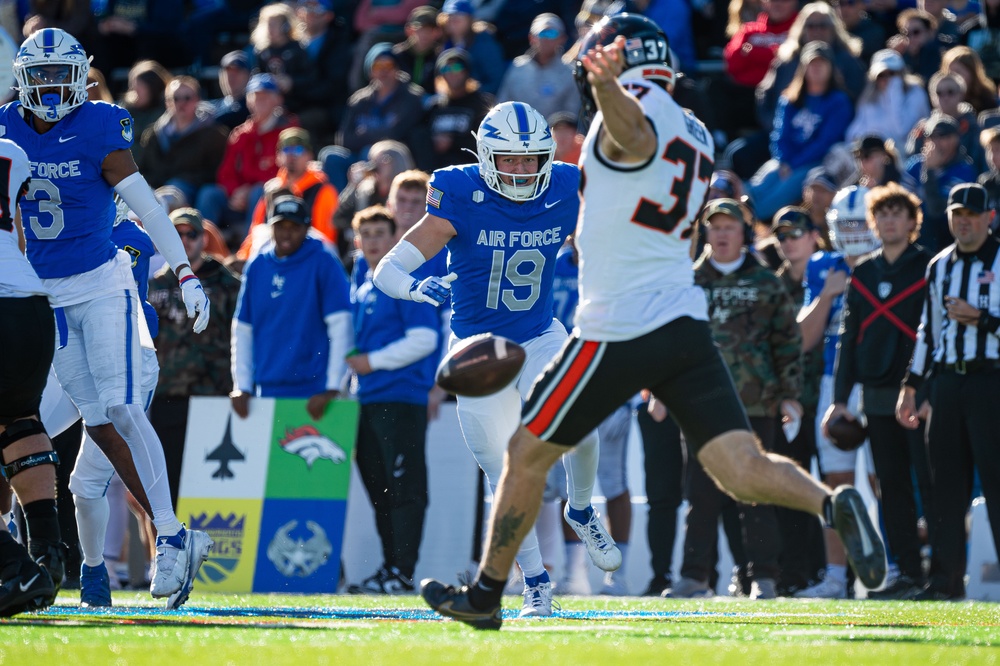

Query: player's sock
<box><xmin>524</xmin><ymin>570</ymin><xmax>550</xmax><ymax>588</ymax></box>
<box><xmin>103</xmin><ymin>477</ymin><xmax>129</xmax><ymax>562</ymax></box>
<box><xmin>107</xmin><ymin>403</ymin><xmax>182</xmax><ymax>536</ymax></box>
<box><xmin>23</xmin><ymin>498</ymin><xmax>61</xmax><ymax>553</ymax></box>
<box><xmin>75</xmin><ymin>496</ymin><xmax>110</xmax><ymax>567</ymax></box>
<box><xmin>564</xmin><ymin>430</ymin><xmax>599</xmax><ymax>510</ymax></box>
<box><xmin>515</xmin><ymin>532</ymin><xmax>547</xmax><ymax>580</ymax></box>
<box><xmin>468</xmin><ymin>572</ymin><xmax>505</xmax><ymax>610</ymax></box>
<box><xmin>825</xmin><ymin>564</ymin><xmax>848</xmax><ymax>585</ymax></box>
<box><xmin>566</xmin><ymin>505</ymin><xmax>593</xmax><ymax>523</ymax></box>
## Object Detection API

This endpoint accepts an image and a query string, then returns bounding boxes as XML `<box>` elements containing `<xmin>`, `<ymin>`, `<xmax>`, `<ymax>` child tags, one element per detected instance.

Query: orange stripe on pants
<box><xmin>525</xmin><ymin>340</ymin><xmax>600</xmax><ymax>437</ymax></box>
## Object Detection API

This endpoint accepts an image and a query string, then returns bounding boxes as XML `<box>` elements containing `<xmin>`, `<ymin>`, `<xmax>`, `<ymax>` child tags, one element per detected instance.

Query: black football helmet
<box><xmin>573</xmin><ymin>13</ymin><xmax>674</xmax><ymax>122</ymax></box>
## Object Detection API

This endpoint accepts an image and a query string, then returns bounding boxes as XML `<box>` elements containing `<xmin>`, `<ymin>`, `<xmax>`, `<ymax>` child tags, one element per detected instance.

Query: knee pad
<box><xmin>1</xmin><ymin>419</ymin><xmax>59</xmax><ymax>480</ymax></box>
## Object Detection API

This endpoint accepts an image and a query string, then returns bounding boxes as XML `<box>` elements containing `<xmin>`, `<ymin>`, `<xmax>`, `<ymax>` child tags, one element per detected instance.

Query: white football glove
<box><xmin>409</xmin><ymin>272</ymin><xmax>457</xmax><ymax>307</ymax></box>
<box><xmin>178</xmin><ymin>267</ymin><xmax>211</xmax><ymax>333</ymax></box>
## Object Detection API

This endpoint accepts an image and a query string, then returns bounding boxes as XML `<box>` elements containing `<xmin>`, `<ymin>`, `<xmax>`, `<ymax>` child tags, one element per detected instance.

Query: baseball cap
<box><xmin>435</xmin><ymin>47</ymin><xmax>471</xmax><ymax>74</ymax></box>
<box><xmin>702</xmin><ymin>198</ymin><xmax>746</xmax><ymax>224</ymax></box>
<box><xmin>946</xmin><ymin>182</ymin><xmax>989</xmax><ymax>213</ymax></box>
<box><xmin>800</xmin><ymin>40</ymin><xmax>834</xmax><ymax>65</ymax></box>
<box><xmin>442</xmin><ymin>0</ymin><xmax>473</xmax><ymax>15</ymax></box>
<box><xmin>804</xmin><ymin>166</ymin><xmax>838</xmax><ymax>192</ymax></box>
<box><xmin>220</xmin><ymin>50</ymin><xmax>250</xmax><ymax>70</ymax></box>
<box><xmin>853</xmin><ymin>135</ymin><xmax>887</xmax><ymax>158</ymax></box>
<box><xmin>364</xmin><ymin>42</ymin><xmax>398</xmax><ymax>77</ymax></box>
<box><xmin>530</xmin><ymin>13</ymin><xmax>565</xmax><ymax>37</ymax></box>
<box><xmin>709</xmin><ymin>171</ymin><xmax>737</xmax><ymax>198</ymax></box>
<box><xmin>268</xmin><ymin>195</ymin><xmax>310</xmax><ymax>225</ymax></box>
<box><xmin>408</xmin><ymin>5</ymin><xmax>439</xmax><ymax>27</ymax></box>
<box><xmin>547</xmin><ymin>111</ymin><xmax>578</xmax><ymax>129</ymax></box>
<box><xmin>924</xmin><ymin>113</ymin><xmax>960</xmax><ymax>137</ymax></box>
<box><xmin>170</xmin><ymin>207</ymin><xmax>205</xmax><ymax>233</ymax></box>
<box><xmin>869</xmin><ymin>49</ymin><xmax>904</xmax><ymax>78</ymax></box>
<box><xmin>246</xmin><ymin>73</ymin><xmax>280</xmax><ymax>95</ymax></box>
<box><xmin>771</xmin><ymin>206</ymin><xmax>816</xmax><ymax>232</ymax></box>
<box><xmin>278</xmin><ymin>126</ymin><xmax>312</xmax><ymax>152</ymax></box>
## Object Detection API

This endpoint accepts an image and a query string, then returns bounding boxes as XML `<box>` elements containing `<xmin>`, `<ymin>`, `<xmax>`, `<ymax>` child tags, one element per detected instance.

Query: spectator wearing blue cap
<box><xmin>336</xmin><ymin>43</ymin><xmax>432</xmax><ymax>170</ymax></box>
<box><xmin>208</xmin><ymin>51</ymin><xmax>252</xmax><ymax>131</ymax></box>
<box><xmin>496</xmin><ymin>13</ymin><xmax>579</xmax><ymax>121</ymax></box>
<box><xmin>202</xmin><ymin>73</ymin><xmax>301</xmax><ymax>244</ymax></box>
<box><xmin>426</xmin><ymin>48</ymin><xmax>494</xmax><ymax>170</ymax></box>
<box><xmin>440</xmin><ymin>0</ymin><xmax>508</xmax><ymax>95</ymax></box>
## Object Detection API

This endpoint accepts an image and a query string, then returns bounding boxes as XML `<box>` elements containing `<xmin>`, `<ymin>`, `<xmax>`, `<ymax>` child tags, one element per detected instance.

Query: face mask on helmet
<box><xmin>573</xmin><ymin>13</ymin><xmax>675</xmax><ymax>125</ymax></box>
<box><xmin>476</xmin><ymin>102</ymin><xmax>555</xmax><ymax>202</ymax></box>
<box><xmin>827</xmin><ymin>186</ymin><xmax>881</xmax><ymax>257</ymax></box>
<box><xmin>13</xmin><ymin>28</ymin><xmax>90</xmax><ymax>122</ymax></box>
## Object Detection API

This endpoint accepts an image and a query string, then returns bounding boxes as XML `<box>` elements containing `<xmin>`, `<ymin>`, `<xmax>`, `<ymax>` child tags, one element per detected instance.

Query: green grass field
<box><xmin>2</xmin><ymin>592</ymin><xmax>999</xmax><ymax>665</ymax></box>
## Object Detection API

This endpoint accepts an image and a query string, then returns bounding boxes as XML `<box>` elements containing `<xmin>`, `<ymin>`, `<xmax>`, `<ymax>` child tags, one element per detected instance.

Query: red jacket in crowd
<box><xmin>724</xmin><ymin>12</ymin><xmax>799</xmax><ymax>88</ymax></box>
<box><xmin>215</xmin><ymin>112</ymin><xmax>300</xmax><ymax>196</ymax></box>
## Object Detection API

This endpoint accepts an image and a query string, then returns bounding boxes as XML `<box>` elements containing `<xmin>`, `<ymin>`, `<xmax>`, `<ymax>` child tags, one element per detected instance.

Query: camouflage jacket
<box><xmin>776</xmin><ymin>260</ymin><xmax>824</xmax><ymax>413</ymax></box>
<box><xmin>694</xmin><ymin>253</ymin><xmax>803</xmax><ymax>417</ymax></box>
<box><xmin>148</xmin><ymin>256</ymin><xmax>242</xmax><ymax>397</ymax></box>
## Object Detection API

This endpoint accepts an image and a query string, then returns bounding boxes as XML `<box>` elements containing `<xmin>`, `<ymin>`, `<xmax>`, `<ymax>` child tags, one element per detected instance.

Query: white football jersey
<box><xmin>574</xmin><ymin>77</ymin><xmax>712</xmax><ymax>341</ymax></box>
<box><xmin>0</xmin><ymin>137</ymin><xmax>47</xmax><ymax>298</ymax></box>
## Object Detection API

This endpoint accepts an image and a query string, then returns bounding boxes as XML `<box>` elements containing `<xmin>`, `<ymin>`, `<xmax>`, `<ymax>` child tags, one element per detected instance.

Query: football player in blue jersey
<box><xmin>374</xmin><ymin>101</ymin><xmax>620</xmax><ymax>617</ymax></box>
<box><xmin>4</xmin><ymin>28</ymin><xmax>213</xmax><ymax>607</ymax></box>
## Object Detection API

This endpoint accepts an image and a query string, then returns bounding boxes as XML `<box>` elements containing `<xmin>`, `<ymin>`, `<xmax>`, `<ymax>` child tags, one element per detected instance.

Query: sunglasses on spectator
<box><xmin>177</xmin><ymin>229</ymin><xmax>200</xmax><ymax>240</ymax></box>
<box><xmin>776</xmin><ymin>228</ymin><xmax>807</xmax><ymax>242</ymax></box>
<box><xmin>370</xmin><ymin>60</ymin><xmax>396</xmax><ymax>75</ymax></box>
<box><xmin>536</xmin><ymin>28</ymin><xmax>561</xmax><ymax>39</ymax></box>
<box><xmin>172</xmin><ymin>94</ymin><xmax>195</xmax><ymax>103</ymax></box>
<box><xmin>282</xmin><ymin>145</ymin><xmax>306</xmax><ymax>155</ymax></box>
<box><xmin>439</xmin><ymin>62</ymin><xmax>466</xmax><ymax>74</ymax></box>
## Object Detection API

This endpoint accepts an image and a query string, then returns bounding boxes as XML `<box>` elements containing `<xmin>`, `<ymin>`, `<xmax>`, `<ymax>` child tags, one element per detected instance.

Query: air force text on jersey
<box><xmin>31</xmin><ymin>160</ymin><xmax>82</xmax><ymax>178</ymax></box>
<box><xmin>476</xmin><ymin>228</ymin><xmax>562</xmax><ymax>249</ymax></box>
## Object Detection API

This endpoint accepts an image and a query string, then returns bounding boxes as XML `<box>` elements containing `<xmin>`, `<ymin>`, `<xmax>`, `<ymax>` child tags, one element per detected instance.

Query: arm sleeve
<box><xmin>114</xmin><ymin>172</ymin><xmax>188</xmax><ymax>272</ymax></box>
<box><xmin>232</xmin><ymin>320</ymin><xmax>254</xmax><ymax>392</ymax></box>
<box><xmin>368</xmin><ymin>326</ymin><xmax>439</xmax><ymax>371</ymax></box>
<box><xmin>833</xmin><ymin>277</ymin><xmax>860</xmax><ymax>404</ymax></box>
<box><xmin>373</xmin><ymin>239</ymin><xmax>427</xmax><ymax>299</ymax></box>
<box><xmin>325</xmin><ymin>311</ymin><xmax>353</xmax><ymax>391</ymax></box>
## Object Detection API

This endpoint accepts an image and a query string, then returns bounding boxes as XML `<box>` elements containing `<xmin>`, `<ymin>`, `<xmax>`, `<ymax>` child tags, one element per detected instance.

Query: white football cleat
<box><xmin>166</xmin><ymin>529</ymin><xmax>214</xmax><ymax>610</ymax></box>
<box><xmin>563</xmin><ymin>505</ymin><xmax>622</xmax><ymax>572</ymax></box>
<box><xmin>520</xmin><ymin>579</ymin><xmax>555</xmax><ymax>617</ymax></box>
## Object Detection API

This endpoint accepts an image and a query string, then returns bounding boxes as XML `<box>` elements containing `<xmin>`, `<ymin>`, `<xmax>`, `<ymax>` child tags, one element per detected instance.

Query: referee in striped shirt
<box><xmin>897</xmin><ymin>182</ymin><xmax>1000</xmax><ymax>601</ymax></box>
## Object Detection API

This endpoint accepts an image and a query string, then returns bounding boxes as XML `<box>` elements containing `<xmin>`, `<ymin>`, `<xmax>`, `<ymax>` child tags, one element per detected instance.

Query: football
<box><xmin>827</xmin><ymin>414</ymin><xmax>868</xmax><ymax>452</ymax></box>
<box><xmin>436</xmin><ymin>334</ymin><xmax>526</xmax><ymax>397</ymax></box>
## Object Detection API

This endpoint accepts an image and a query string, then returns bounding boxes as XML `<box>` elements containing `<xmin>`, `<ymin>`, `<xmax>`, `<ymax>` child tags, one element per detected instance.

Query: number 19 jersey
<box><xmin>575</xmin><ymin>79</ymin><xmax>714</xmax><ymax>341</ymax></box>
<box><xmin>427</xmin><ymin>162</ymin><xmax>579</xmax><ymax>344</ymax></box>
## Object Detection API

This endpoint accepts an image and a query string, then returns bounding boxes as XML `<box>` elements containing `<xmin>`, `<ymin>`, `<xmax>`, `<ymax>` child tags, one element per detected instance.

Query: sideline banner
<box><xmin>176</xmin><ymin>396</ymin><xmax>359</xmax><ymax>593</ymax></box>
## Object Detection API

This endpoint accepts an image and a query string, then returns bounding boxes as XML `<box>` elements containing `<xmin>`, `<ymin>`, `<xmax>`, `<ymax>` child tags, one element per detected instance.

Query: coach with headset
<box><xmin>897</xmin><ymin>182</ymin><xmax>1000</xmax><ymax>601</ymax></box>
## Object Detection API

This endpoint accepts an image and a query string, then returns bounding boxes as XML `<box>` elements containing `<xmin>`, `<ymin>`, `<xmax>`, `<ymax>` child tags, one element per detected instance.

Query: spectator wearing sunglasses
<box><xmin>136</xmin><ymin>76</ymin><xmax>229</xmax><ymax>218</ymax></box>
<box><xmin>427</xmin><ymin>48</ymin><xmax>494</xmax><ymax>170</ymax></box>
<box><xmin>497</xmin><ymin>14</ymin><xmax>579</xmax><ymax>121</ymax></box>
<box><xmin>891</xmin><ymin>9</ymin><xmax>944</xmax><ymax>82</ymax></box>
<box><xmin>238</xmin><ymin>127</ymin><xmax>340</xmax><ymax>265</ymax></box>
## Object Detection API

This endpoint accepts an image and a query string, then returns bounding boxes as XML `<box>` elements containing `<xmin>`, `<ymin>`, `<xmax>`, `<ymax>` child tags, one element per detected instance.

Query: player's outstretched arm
<box><xmin>104</xmin><ymin>149</ymin><xmax>211</xmax><ymax>333</ymax></box>
<box><xmin>374</xmin><ymin>212</ymin><xmax>457</xmax><ymax>306</ymax></box>
<box><xmin>582</xmin><ymin>35</ymin><xmax>657</xmax><ymax>164</ymax></box>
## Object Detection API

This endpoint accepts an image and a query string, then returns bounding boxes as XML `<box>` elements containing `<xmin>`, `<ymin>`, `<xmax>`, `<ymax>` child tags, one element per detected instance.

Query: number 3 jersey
<box><xmin>427</xmin><ymin>161</ymin><xmax>579</xmax><ymax>344</ymax></box>
<box><xmin>575</xmin><ymin>78</ymin><xmax>714</xmax><ymax>341</ymax></box>
<box><xmin>0</xmin><ymin>101</ymin><xmax>133</xmax><ymax>289</ymax></box>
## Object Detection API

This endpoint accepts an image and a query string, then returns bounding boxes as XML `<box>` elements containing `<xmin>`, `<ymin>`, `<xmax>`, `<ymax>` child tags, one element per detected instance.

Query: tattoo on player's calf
<box><xmin>491</xmin><ymin>510</ymin><xmax>526</xmax><ymax>550</ymax></box>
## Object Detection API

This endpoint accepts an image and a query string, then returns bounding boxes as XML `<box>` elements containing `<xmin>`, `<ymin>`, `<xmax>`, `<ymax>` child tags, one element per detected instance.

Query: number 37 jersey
<box><xmin>428</xmin><ymin>162</ymin><xmax>580</xmax><ymax>344</ymax></box>
<box><xmin>575</xmin><ymin>79</ymin><xmax>714</xmax><ymax>341</ymax></box>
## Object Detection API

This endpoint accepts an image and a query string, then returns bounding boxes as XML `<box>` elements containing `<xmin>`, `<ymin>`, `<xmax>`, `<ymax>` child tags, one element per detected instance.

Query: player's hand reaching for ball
<box><xmin>178</xmin><ymin>267</ymin><xmax>211</xmax><ymax>333</ymax></box>
<box><xmin>409</xmin><ymin>272</ymin><xmax>457</xmax><ymax>307</ymax></box>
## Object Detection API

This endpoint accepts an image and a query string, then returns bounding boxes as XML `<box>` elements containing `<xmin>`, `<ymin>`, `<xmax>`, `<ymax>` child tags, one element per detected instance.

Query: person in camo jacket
<box><xmin>667</xmin><ymin>198</ymin><xmax>803</xmax><ymax>601</ymax></box>
<box><xmin>147</xmin><ymin>208</ymin><xmax>243</xmax><ymax>509</ymax></box>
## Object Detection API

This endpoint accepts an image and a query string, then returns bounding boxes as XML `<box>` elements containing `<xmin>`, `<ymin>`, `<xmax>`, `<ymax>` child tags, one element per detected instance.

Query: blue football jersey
<box><xmin>111</xmin><ymin>219</ymin><xmax>158</xmax><ymax>338</ymax></box>
<box><xmin>0</xmin><ymin>100</ymin><xmax>134</xmax><ymax>278</ymax></box>
<box><xmin>551</xmin><ymin>247</ymin><xmax>579</xmax><ymax>331</ymax></box>
<box><xmin>428</xmin><ymin>161</ymin><xmax>579</xmax><ymax>343</ymax></box>
<box><xmin>804</xmin><ymin>250</ymin><xmax>849</xmax><ymax>376</ymax></box>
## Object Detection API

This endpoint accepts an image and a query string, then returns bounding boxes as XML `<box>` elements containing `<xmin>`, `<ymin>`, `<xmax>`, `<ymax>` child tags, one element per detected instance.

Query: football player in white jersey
<box><xmin>421</xmin><ymin>13</ymin><xmax>887</xmax><ymax>629</ymax></box>
<box><xmin>0</xmin><ymin>137</ymin><xmax>62</xmax><ymax>616</ymax></box>
<box><xmin>4</xmin><ymin>28</ymin><xmax>213</xmax><ymax>608</ymax></box>
<box><xmin>374</xmin><ymin>101</ymin><xmax>620</xmax><ymax>617</ymax></box>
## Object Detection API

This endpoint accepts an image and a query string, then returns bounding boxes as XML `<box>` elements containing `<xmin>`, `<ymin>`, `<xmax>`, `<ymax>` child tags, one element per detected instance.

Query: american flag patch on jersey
<box><xmin>978</xmin><ymin>271</ymin><xmax>996</xmax><ymax>284</ymax></box>
<box><xmin>427</xmin><ymin>186</ymin><xmax>444</xmax><ymax>208</ymax></box>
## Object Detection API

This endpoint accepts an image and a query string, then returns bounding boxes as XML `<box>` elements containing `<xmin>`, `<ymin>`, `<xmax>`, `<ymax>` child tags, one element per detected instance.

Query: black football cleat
<box><xmin>421</xmin><ymin>578</ymin><xmax>502</xmax><ymax>630</ymax></box>
<box><xmin>0</xmin><ymin>558</ymin><xmax>55</xmax><ymax>617</ymax></box>
<box><xmin>831</xmin><ymin>486</ymin><xmax>887</xmax><ymax>590</ymax></box>
<box><xmin>32</xmin><ymin>541</ymin><xmax>67</xmax><ymax>604</ymax></box>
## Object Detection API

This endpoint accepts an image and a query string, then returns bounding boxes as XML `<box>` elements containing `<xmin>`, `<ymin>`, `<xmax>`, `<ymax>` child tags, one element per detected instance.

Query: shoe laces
<box><xmin>523</xmin><ymin>581</ymin><xmax>559</xmax><ymax>611</ymax></box>
<box><xmin>581</xmin><ymin>513</ymin><xmax>613</xmax><ymax>552</ymax></box>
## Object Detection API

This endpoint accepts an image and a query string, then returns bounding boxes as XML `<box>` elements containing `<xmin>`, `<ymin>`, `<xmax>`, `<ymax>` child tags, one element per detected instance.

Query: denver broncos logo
<box><xmin>278</xmin><ymin>425</ymin><xmax>347</xmax><ymax>468</ymax></box>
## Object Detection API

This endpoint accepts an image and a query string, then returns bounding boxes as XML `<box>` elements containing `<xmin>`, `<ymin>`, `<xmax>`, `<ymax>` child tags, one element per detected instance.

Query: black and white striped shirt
<box><xmin>910</xmin><ymin>235</ymin><xmax>1000</xmax><ymax>377</ymax></box>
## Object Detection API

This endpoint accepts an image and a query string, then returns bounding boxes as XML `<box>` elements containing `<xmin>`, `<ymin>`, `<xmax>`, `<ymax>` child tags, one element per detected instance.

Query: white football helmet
<box><xmin>476</xmin><ymin>102</ymin><xmax>555</xmax><ymax>202</ymax></box>
<box><xmin>827</xmin><ymin>185</ymin><xmax>881</xmax><ymax>257</ymax></box>
<box><xmin>13</xmin><ymin>28</ymin><xmax>90</xmax><ymax>122</ymax></box>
